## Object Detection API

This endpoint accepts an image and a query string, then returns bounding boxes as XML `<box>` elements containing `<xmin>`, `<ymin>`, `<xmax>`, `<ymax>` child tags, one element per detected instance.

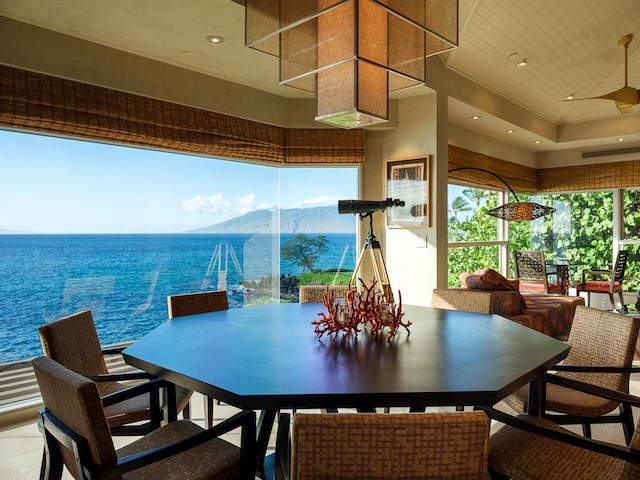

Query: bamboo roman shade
<box><xmin>449</xmin><ymin>145</ymin><xmax>640</xmax><ymax>193</ymax></box>
<box><xmin>0</xmin><ymin>65</ymin><xmax>365</xmax><ymax>165</ymax></box>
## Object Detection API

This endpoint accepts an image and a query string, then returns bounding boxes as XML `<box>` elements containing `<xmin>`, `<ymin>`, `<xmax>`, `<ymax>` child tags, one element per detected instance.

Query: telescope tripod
<box><xmin>351</xmin><ymin>212</ymin><xmax>394</xmax><ymax>304</ymax></box>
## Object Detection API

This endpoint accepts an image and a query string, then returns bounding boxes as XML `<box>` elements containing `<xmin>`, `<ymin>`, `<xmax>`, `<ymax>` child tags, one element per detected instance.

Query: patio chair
<box><xmin>576</xmin><ymin>249</ymin><xmax>629</xmax><ymax>311</ymax></box>
<box><xmin>514</xmin><ymin>250</ymin><xmax>563</xmax><ymax>294</ymax></box>
<box><xmin>299</xmin><ymin>284</ymin><xmax>350</xmax><ymax>303</ymax></box>
<box><xmin>503</xmin><ymin>305</ymin><xmax>640</xmax><ymax>445</ymax></box>
<box><xmin>167</xmin><ymin>290</ymin><xmax>229</xmax><ymax>428</ymax></box>
<box><xmin>479</xmin><ymin>374</ymin><xmax>640</xmax><ymax>479</ymax></box>
<box><xmin>275</xmin><ymin>411</ymin><xmax>490</xmax><ymax>480</ymax></box>
<box><xmin>430</xmin><ymin>288</ymin><xmax>492</xmax><ymax>313</ymax></box>
<box><xmin>33</xmin><ymin>356</ymin><xmax>256</xmax><ymax>480</ymax></box>
<box><xmin>38</xmin><ymin>310</ymin><xmax>192</xmax><ymax>436</ymax></box>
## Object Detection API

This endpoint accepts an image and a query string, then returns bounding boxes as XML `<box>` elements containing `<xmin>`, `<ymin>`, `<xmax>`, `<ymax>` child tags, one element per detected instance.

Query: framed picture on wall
<box><xmin>386</xmin><ymin>156</ymin><xmax>430</xmax><ymax>227</ymax></box>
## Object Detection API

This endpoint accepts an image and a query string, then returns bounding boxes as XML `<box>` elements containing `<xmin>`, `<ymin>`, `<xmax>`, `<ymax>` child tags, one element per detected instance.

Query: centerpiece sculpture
<box><xmin>311</xmin><ymin>279</ymin><xmax>410</xmax><ymax>343</ymax></box>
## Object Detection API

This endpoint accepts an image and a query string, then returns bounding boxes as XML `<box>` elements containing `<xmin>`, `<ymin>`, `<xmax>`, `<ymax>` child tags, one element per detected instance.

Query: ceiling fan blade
<box><xmin>563</xmin><ymin>34</ymin><xmax>639</xmax><ymax>113</ymax></box>
<box><xmin>564</xmin><ymin>86</ymin><xmax>638</xmax><ymax>107</ymax></box>
<box><xmin>593</xmin><ymin>85</ymin><xmax>638</xmax><ymax>104</ymax></box>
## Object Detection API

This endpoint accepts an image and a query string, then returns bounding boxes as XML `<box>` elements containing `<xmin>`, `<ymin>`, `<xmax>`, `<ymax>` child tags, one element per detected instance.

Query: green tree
<box><xmin>450</xmin><ymin>196</ymin><xmax>472</xmax><ymax>222</ymax></box>
<box><xmin>281</xmin><ymin>234</ymin><xmax>329</xmax><ymax>272</ymax></box>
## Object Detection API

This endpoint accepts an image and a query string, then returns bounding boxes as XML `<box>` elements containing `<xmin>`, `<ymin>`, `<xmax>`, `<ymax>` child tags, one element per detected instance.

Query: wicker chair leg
<box><xmin>205</xmin><ymin>396</ymin><xmax>215</xmax><ymax>429</ymax></box>
<box><xmin>488</xmin><ymin>470</ymin><xmax>510</xmax><ymax>480</ymax></box>
<box><xmin>181</xmin><ymin>401</ymin><xmax>191</xmax><ymax>420</ymax></box>
<box><xmin>620</xmin><ymin>403</ymin><xmax>635</xmax><ymax>445</ymax></box>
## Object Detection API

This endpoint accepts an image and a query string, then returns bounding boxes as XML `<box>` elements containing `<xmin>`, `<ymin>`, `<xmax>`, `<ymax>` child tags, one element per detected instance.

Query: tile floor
<box><xmin>1</xmin><ymin>383</ymin><xmax>639</xmax><ymax>479</ymax></box>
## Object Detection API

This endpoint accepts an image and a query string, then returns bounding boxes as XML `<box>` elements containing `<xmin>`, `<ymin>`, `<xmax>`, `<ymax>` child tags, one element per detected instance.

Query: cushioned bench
<box><xmin>455</xmin><ymin>268</ymin><xmax>585</xmax><ymax>337</ymax></box>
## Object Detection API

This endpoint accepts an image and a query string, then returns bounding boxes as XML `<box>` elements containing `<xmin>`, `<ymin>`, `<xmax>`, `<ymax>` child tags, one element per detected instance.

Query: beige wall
<box><xmin>374</xmin><ymin>94</ymin><xmax>442</xmax><ymax>306</ymax></box>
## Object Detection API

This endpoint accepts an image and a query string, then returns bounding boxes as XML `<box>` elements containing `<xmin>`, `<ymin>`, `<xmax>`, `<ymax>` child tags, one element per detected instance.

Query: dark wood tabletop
<box><xmin>123</xmin><ymin>302</ymin><xmax>570</xmax><ymax>411</ymax></box>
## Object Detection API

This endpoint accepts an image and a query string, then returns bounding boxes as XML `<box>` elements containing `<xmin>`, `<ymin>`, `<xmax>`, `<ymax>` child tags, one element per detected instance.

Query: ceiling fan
<box><xmin>565</xmin><ymin>33</ymin><xmax>639</xmax><ymax>114</ymax></box>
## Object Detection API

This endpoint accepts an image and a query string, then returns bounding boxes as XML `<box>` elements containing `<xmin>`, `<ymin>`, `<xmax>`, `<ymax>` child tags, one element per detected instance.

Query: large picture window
<box><xmin>0</xmin><ymin>130</ymin><xmax>358</xmax><ymax>364</ymax></box>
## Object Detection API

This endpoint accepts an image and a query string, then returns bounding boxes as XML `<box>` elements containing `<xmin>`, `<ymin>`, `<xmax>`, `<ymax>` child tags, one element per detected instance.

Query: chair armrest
<box><xmin>108</xmin><ymin>410</ymin><xmax>257</xmax><ymax>479</ymax></box>
<box><xmin>540</xmin><ymin>372</ymin><xmax>640</xmax><ymax>408</ymax></box>
<box><xmin>86</xmin><ymin>371</ymin><xmax>155</xmax><ymax>383</ymax></box>
<box><xmin>581</xmin><ymin>269</ymin><xmax>611</xmax><ymax>283</ymax></box>
<box><xmin>100</xmin><ymin>378</ymin><xmax>170</xmax><ymax>408</ymax></box>
<box><xmin>101</xmin><ymin>346</ymin><xmax>126</xmax><ymax>355</ymax></box>
<box><xmin>40</xmin><ymin>408</ymin><xmax>257</xmax><ymax>480</ymax></box>
<box><xmin>552</xmin><ymin>364</ymin><xmax>640</xmax><ymax>375</ymax></box>
<box><xmin>477</xmin><ymin>406</ymin><xmax>640</xmax><ymax>463</ymax></box>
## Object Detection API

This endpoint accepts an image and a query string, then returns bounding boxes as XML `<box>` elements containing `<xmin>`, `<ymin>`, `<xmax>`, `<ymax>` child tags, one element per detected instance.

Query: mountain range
<box><xmin>187</xmin><ymin>206</ymin><xmax>357</xmax><ymax>234</ymax></box>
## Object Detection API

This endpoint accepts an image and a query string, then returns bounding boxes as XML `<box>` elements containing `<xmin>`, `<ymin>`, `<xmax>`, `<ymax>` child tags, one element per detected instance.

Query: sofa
<box><xmin>455</xmin><ymin>269</ymin><xmax>585</xmax><ymax>338</ymax></box>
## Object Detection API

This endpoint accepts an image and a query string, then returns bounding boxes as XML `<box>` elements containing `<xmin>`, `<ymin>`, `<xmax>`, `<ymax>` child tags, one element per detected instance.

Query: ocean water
<box><xmin>0</xmin><ymin>233</ymin><xmax>356</xmax><ymax>363</ymax></box>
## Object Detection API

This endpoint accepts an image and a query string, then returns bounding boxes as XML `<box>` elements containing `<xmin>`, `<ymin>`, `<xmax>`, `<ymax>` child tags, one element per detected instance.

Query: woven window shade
<box><xmin>0</xmin><ymin>65</ymin><xmax>365</xmax><ymax>165</ymax></box>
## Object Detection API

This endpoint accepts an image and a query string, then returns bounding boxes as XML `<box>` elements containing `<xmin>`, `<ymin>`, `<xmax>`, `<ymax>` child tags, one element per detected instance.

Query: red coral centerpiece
<box><xmin>311</xmin><ymin>278</ymin><xmax>411</xmax><ymax>342</ymax></box>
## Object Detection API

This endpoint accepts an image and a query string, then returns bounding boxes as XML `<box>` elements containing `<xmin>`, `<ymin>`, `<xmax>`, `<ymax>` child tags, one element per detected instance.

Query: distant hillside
<box><xmin>187</xmin><ymin>206</ymin><xmax>357</xmax><ymax>234</ymax></box>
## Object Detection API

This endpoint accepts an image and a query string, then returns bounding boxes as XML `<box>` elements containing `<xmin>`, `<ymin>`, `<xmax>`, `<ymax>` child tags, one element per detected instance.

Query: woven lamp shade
<box><xmin>448</xmin><ymin>167</ymin><xmax>556</xmax><ymax>222</ymax></box>
<box><xmin>245</xmin><ymin>0</ymin><xmax>458</xmax><ymax>128</ymax></box>
<box><xmin>486</xmin><ymin>201</ymin><xmax>556</xmax><ymax>222</ymax></box>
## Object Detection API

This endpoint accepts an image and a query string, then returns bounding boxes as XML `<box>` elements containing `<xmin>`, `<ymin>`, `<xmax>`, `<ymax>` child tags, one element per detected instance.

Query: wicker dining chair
<box><xmin>430</xmin><ymin>288</ymin><xmax>492</xmax><ymax>314</ymax></box>
<box><xmin>480</xmin><ymin>374</ymin><xmax>640</xmax><ymax>480</ymax></box>
<box><xmin>33</xmin><ymin>356</ymin><xmax>256</xmax><ymax>480</ymax></box>
<box><xmin>276</xmin><ymin>411</ymin><xmax>490</xmax><ymax>480</ymax></box>
<box><xmin>503</xmin><ymin>305</ymin><xmax>640</xmax><ymax>444</ymax></box>
<box><xmin>576</xmin><ymin>250</ymin><xmax>629</xmax><ymax>311</ymax></box>
<box><xmin>514</xmin><ymin>250</ymin><xmax>563</xmax><ymax>294</ymax></box>
<box><xmin>38</xmin><ymin>310</ymin><xmax>192</xmax><ymax>436</ymax></box>
<box><xmin>167</xmin><ymin>290</ymin><xmax>229</xmax><ymax>428</ymax></box>
<box><xmin>299</xmin><ymin>285</ymin><xmax>350</xmax><ymax>303</ymax></box>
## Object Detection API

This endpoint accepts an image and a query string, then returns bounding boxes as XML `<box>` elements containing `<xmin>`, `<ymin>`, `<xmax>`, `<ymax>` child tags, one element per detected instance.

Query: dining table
<box><xmin>123</xmin><ymin>302</ymin><xmax>570</xmax><ymax>474</ymax></box>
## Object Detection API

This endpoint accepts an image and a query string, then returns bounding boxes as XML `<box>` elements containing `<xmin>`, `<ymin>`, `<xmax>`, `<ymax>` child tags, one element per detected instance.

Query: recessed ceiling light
<box><xmin>506</xmin><ymin>129</ymin><xmax>515</xmax><ymax>134</ymax></box>
<box><xmin>617</xmin><ymin>137</ymin><xmax>625</xmax><ymax>142</ymax></box>
<box><xmin>470</xmin><ymin>115</ymin><xmax>481</xmax><ymax>120</ymax></box>
<box><xmin>565</xmin><ymin>93</ymin><xmax>575</xmax><ymax>100</ymax></box>
<box><xmin>534</xmin><ymin>140</ymin><xmax>542</xmax><ymax>144</ymax></box>
<box><xmin>206</xmin><ymin>35</ymin><xmax>225</xmax><ymax>44</ymax></box>
<box><xmin>508</xmin><ymin>53</ymin><xmax>528</xmax><ymax>67</ymax></box>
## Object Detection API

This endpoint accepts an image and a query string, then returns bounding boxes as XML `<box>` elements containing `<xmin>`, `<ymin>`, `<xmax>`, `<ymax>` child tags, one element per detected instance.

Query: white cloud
<box><xmin>182</xmin><ymin>194</ymin><xmax>229</xmax><ymax>213</ymax></box>
<box><xmin>290</xmin><ymin>196</ymin><xmax>338</xmax><ymax>209</ymax></box>
<box><xmin>182</xmin><ymin>193</ymin><xmax>272</xmax><ymax>215</ymax></box>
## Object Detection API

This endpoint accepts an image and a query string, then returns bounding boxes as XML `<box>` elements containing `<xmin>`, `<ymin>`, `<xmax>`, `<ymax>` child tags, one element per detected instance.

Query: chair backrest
<box><xmin>562</xmin><ymin>305</ymin><xmax>640</xmax><ymax>392</ymax></box>
<box><xmin>514</xmin><ymin>250</ymin><xmax>549</xmax><ymax>281</ymax></box>
<box><xmin>167</xmin><ymin>290</ymin><xmax>229</xmax><ymax>318</ymax></box>
<box><xmin>299</xmin><ymin>285</ymin><xmax>350</xmax><ymax>303</ymax></box>
<box><xmin>430</xmin><ymin>288</ymin><xmax>492</xmax><ymax>314</ymax></box>
<box><xmin>38</xmin><ymin>310</ymin><xmax>117</xmax><ymax>396</ymax></box>
<box><xmin>290</xmin><ymin>412</ymin><xmax>489</xmax><ymax>480</ymax></box>
<box><xmin>514</xmin><ymin>250</ymin><xmax>554</xmax><ymax>293</ymax></box>
<box><xmin>612</xmin><ymin>250</ymin><xmax>629</xmax><ymax>285</ymax></box>
<box><xmin>32</xmin><ymin>356</ymin><xmax>117</xmax><ymax>479</ymax></box>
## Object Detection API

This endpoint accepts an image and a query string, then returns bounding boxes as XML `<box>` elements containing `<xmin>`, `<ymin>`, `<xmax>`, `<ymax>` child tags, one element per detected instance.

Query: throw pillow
<box><xmin>460</xmin><ymin>268</ymin><xmax>518</xmax><ymax>291</ymax></box>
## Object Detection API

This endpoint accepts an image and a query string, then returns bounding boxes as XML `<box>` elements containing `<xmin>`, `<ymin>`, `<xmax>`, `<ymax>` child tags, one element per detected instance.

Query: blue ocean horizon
<box><xmin>0</xmin><ymin>233</ymin><xmax>356</xmax><ymax>363</ymax></box>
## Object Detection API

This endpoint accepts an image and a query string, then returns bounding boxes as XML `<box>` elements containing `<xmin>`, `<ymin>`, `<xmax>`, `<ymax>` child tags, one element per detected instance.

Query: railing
<box><xmin>0</xmin><ymin>342</ymin><xmax>136</xmax><ymax>419</ymax></box>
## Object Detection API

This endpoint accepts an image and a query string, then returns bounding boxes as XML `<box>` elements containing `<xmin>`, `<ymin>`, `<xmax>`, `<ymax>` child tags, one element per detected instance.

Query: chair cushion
<box><xmin>117</xmin><ymin>420</ymin><xmax>240</xmax><ymax>480</ymax></box>
<box><xmin>489</xmin><ymin>415</ymin><xmax>627</xmax><ymax>480</ymax></box>
<box><xmin>460</xmin><ymin>268</ymin><xmax>518</xmax><ymax>291</ymax></box>
<box><xmin>576</xmin><ymin>281</ymin><xmax>622</xmax><ymax>293</ymax></box>
<box><xmin>519</xmin><ymin>281</ymin><xmax>563</xmax><ymax>292</ymax></box>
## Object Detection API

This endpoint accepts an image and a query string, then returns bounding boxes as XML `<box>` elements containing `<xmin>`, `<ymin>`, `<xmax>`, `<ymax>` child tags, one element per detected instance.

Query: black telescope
<box><xmin>338</xmin><ymin>198</ymin><xmax>405</xmax><ymax>215</ymax></box>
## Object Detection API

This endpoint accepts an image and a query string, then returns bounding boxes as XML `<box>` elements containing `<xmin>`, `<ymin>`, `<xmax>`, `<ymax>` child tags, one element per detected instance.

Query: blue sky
<box><xmin>0</xmin><ymin>130</ymin><xmax>358</xmax><ymax>234</ymax></box>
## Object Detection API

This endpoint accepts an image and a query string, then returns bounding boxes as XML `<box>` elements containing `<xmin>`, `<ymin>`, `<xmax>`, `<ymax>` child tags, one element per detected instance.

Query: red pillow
<box><xmin>460</xmin><ymin>268</ymin><xmax>518</xmax><ymax>291</ymax></box>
